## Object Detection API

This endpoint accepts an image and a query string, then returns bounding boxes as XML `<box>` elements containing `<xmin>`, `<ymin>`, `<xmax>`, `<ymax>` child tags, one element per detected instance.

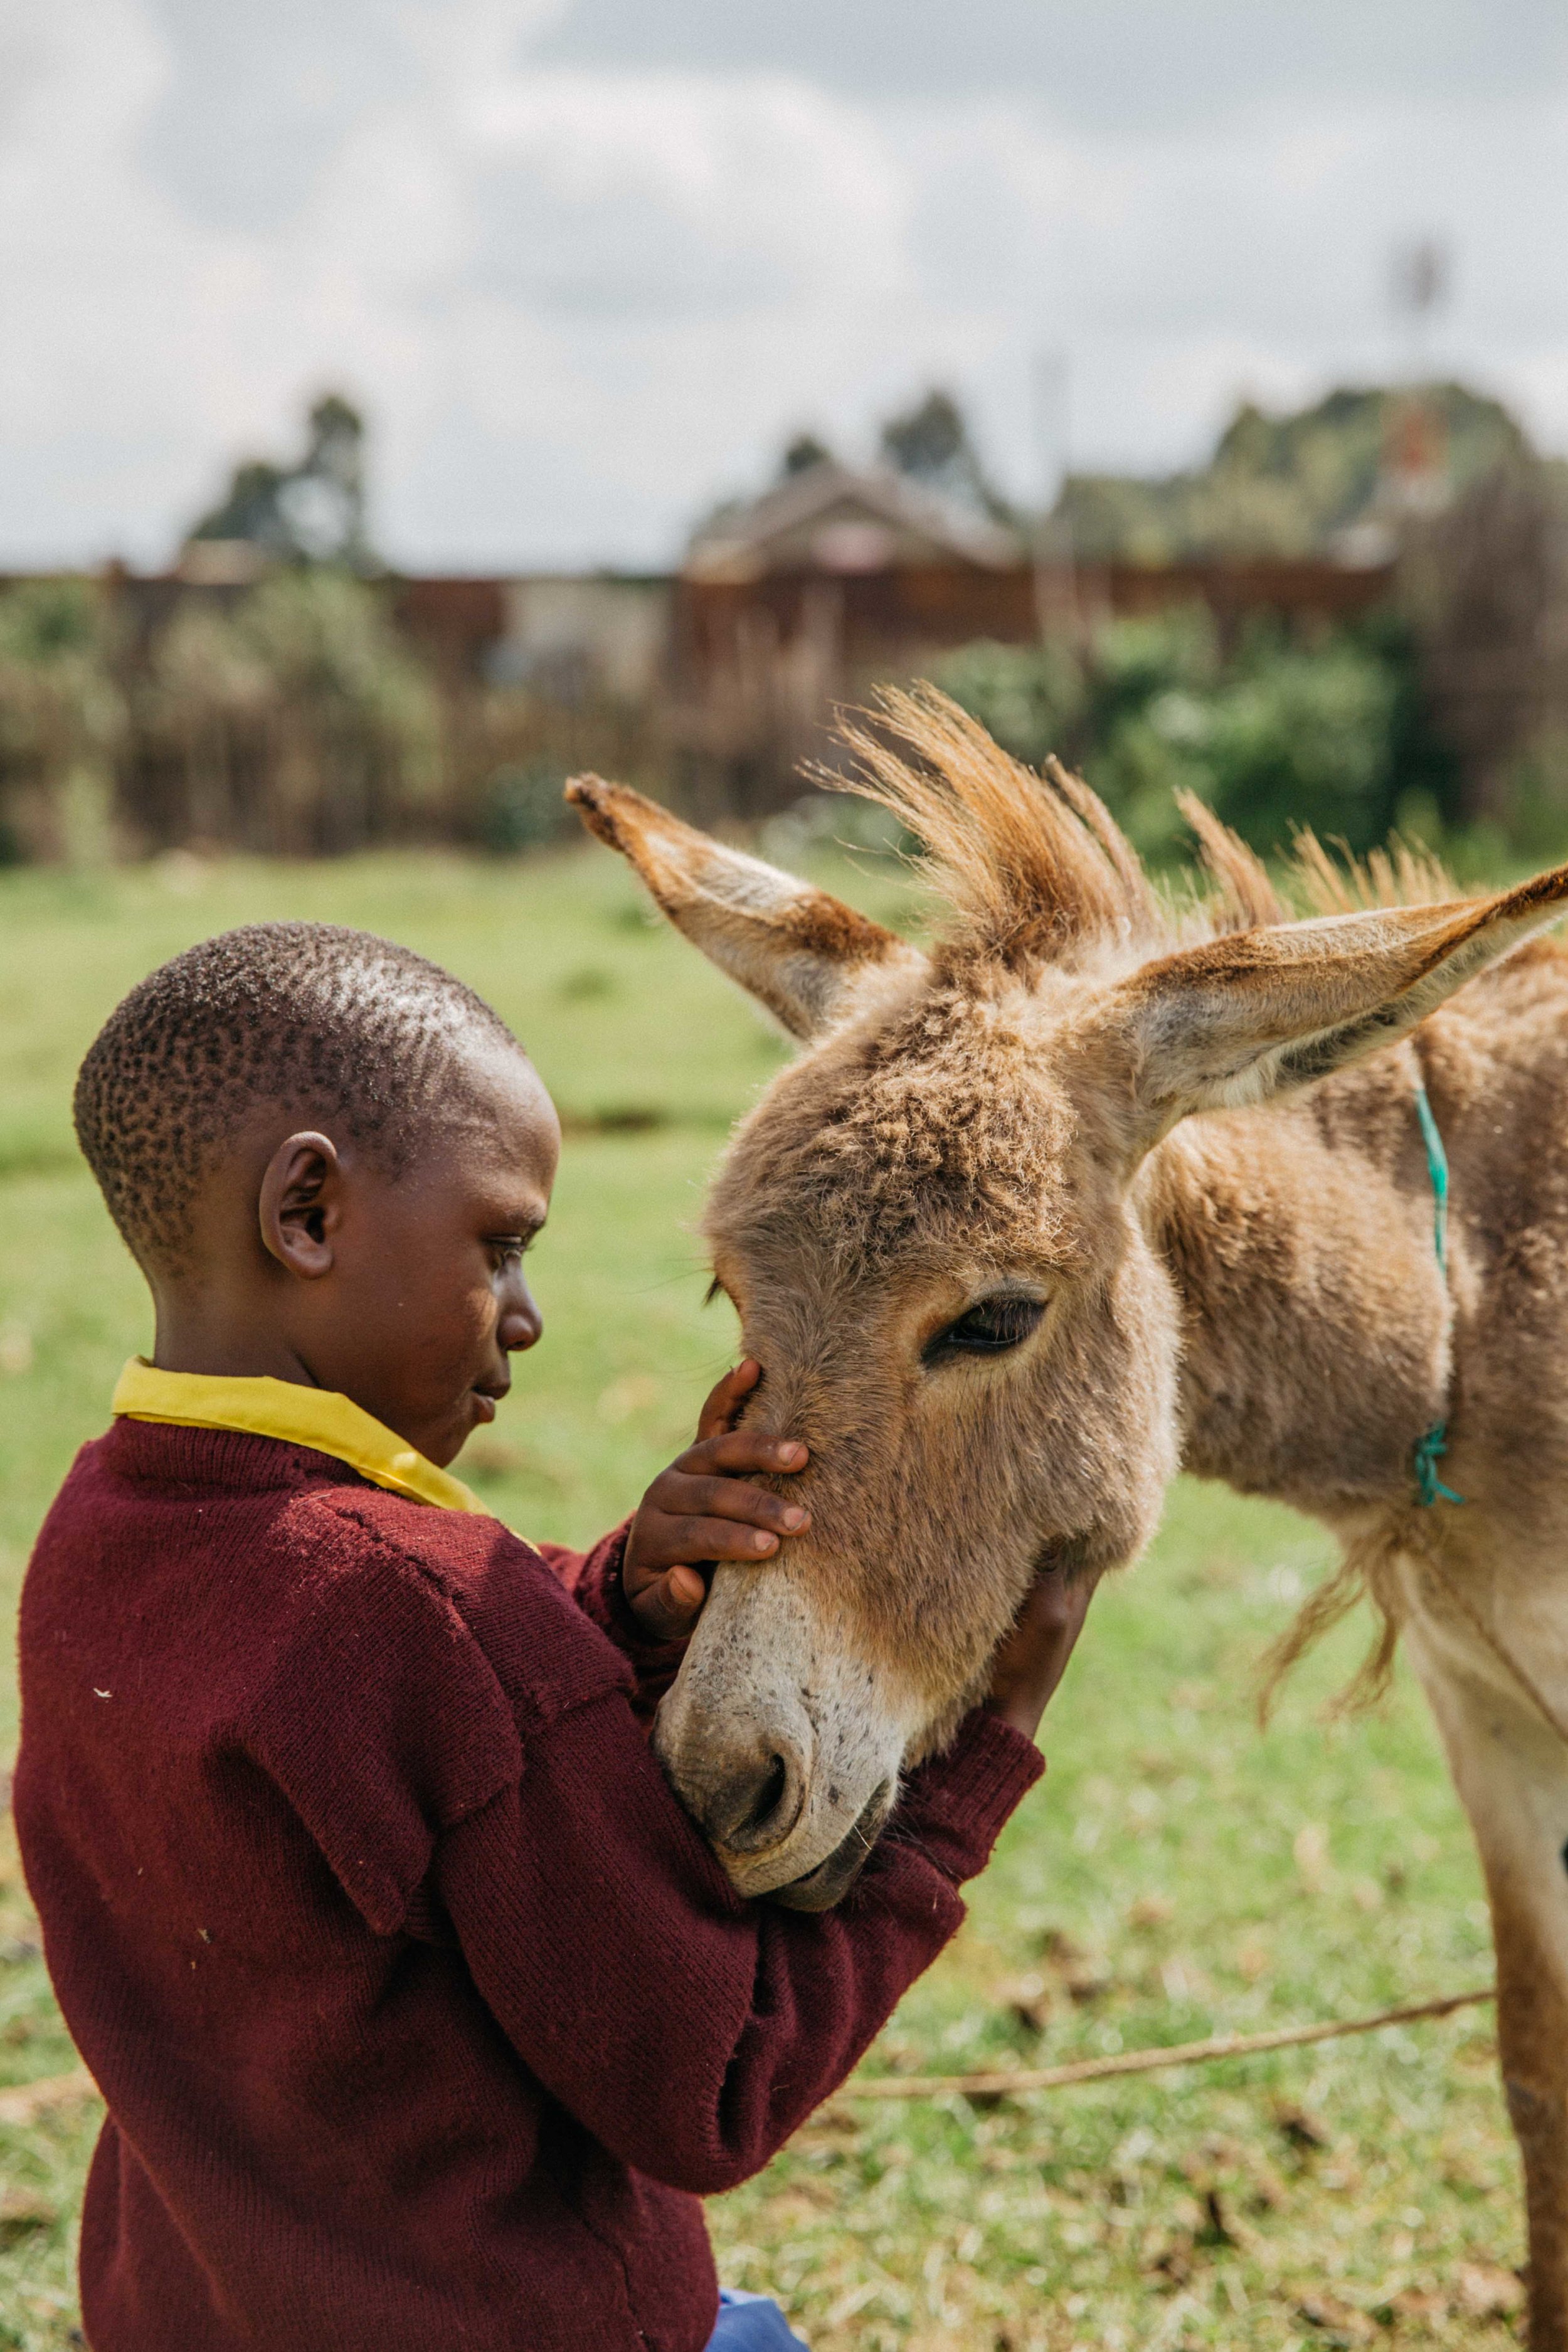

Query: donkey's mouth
<box><xmin>768</xmin><ymin>1782</ymin><xmax>893</xmax><ymax>1912</ymax></box>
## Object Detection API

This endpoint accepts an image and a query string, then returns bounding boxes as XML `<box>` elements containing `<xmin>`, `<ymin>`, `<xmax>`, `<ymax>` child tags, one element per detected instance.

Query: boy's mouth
<box><xmin>470</xmin><ymin>1380</ymin><xmax>509</xmax><ymax>1424</ymax></box>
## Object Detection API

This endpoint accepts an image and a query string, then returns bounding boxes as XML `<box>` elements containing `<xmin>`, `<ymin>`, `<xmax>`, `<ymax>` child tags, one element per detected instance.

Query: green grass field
<box><xmin>0</xmin><ymin>845</ymin><xmax>1523</xmax><ymax>2349</ymax></box>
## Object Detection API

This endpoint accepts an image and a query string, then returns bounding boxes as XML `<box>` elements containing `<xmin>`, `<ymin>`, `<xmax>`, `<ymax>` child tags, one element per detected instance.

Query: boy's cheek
<box><xmin>329</xmin><ymin>1279</ymin><xmax>500</xmax><ymax>1451</ymax></box>
<box><xmin>437</xmin><ymin>1291</ymin><xmax>508</xmax><ymax>1397</ymax></box>
<box><xmin>413</xmin><ymin>1281</ymin><xmax>495</xmax><ymax>1365</ymax></box>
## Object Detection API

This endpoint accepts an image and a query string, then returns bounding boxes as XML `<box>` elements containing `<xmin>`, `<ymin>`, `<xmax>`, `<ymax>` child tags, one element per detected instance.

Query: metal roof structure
<box><xmin>684</xmin><ymin>458</ymin><xmax>1023</xmax><ymax>583</ymax></box>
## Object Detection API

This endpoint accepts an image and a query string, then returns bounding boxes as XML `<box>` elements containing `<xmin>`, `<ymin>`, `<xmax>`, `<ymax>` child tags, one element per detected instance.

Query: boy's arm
<box><xmin>433</xmin><ymin>1683</ymin><xmax>1042</xmax><ymax>2197</ymax></box>
<box><xmin>531</xmin><ymin>1523</ymin><xmax>686</xmax><ymax>1720</ymax></box>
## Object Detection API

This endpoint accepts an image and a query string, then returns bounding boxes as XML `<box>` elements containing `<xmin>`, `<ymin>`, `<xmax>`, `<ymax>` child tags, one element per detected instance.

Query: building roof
<box><xmin>684</xmin><ymin>459</ymin><xmax>1023</xmax><ymax>583</ymax></box>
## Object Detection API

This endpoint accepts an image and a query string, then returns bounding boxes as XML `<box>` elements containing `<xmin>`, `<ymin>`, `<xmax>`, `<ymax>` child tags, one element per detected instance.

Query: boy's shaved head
<box><xmin>75</xmin><ymin>922</ymin><xmax>520</xmax><ymax>1271</ymax></box>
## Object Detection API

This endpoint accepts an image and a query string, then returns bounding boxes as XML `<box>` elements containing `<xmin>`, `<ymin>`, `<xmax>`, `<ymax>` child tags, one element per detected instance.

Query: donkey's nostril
<box><xmin>702</xmin><ymin>1738</ymin><xmax>805</xmax><ymax>1854</ymax></box>
<box><xmin>738</xmin><ymin>1753</ymin><xmax>788</xmax><ymax>1840</ymax></box>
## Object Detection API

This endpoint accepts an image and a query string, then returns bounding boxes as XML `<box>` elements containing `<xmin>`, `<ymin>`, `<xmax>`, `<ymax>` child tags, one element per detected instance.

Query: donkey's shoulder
<box><xmin>1429</xmin><ymin>931</ymin><xmax>1568</xmax><ymax>1069</ymax></box>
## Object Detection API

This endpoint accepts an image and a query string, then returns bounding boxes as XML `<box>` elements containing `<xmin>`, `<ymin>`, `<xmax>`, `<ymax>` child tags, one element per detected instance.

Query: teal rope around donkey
<box><xmin>1411</xmin><ymin>1076</ymin><xmax>1465</xmax><ymax>1507</ymax></box>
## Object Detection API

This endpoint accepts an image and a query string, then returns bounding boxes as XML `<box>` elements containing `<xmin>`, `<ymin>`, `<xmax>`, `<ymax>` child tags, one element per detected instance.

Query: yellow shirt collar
<box><xmin>112</xmin><ymin>1357</ymin><xmax>486</xmax><ymax>1515</ymax></box>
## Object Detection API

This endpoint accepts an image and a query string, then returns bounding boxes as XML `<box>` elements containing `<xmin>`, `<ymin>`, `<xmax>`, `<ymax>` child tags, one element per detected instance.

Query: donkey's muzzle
<box><xmin>691</xmin><ymin>1730</ymin><xmax>808</xmax><ymax>1855</ymax></box>
<box><xmin>652</xmin><ymin>1560</ymin><xmax>911</xmax><ymax>1897</ymax></box>
<box><xmin>769</xmin><ymin>1781</ymin><xmax>893</xmax><ymax>1912</ymax></box>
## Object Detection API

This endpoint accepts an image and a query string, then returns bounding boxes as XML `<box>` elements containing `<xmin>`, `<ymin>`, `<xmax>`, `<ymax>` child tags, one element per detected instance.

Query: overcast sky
<box><xmin>3</xmin><ymin>0</ymin><xmax>1567</xmax><ymax>570</ymax></box>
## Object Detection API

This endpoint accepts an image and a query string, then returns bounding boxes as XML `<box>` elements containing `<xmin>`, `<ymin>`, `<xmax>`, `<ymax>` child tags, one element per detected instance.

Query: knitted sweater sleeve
<box><xmin>434</xmin><ymin>1696</ymin><xmax>1041</xmax><ymax>2196</ymax></box>
<box><xmin>530</xmin><ymin>1520</ymin><xmax>687</xmax><ymax>1719</ymax></box>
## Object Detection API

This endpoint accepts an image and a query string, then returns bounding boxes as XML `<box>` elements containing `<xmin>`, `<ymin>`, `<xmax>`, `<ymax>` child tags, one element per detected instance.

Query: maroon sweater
<box><xmin>14</xmin><ymin>1419</ymin><xmax>1041</xmax><ymax>2352</ymax></box>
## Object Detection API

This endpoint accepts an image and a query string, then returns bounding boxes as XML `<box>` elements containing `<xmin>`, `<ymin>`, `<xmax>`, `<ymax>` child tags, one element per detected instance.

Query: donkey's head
<box><xmin>570</xmin><ymin>689</ymin><xmax>1568</xmax><ymax>1907</ymax></box>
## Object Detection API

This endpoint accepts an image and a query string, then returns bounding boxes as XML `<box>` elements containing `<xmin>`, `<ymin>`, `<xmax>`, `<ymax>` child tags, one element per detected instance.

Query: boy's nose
<box><xmin>499</xmin><ymin>1281</ymin><xmax>543</xmax><ymax>1353</ymax></box>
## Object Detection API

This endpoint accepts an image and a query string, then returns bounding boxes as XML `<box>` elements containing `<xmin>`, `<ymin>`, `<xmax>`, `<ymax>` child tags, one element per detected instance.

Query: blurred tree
<box><xmin>879</xmin><ymin>389</ymin><xmax>1014</xmax><ymax>523</ymax></box>
<box><xmin>1058</xmin><ymin>383</ymin><xmax>1535</xmax><ymax>563</ymax></box>
<box><xmin>187</xmin><ymin>393</ymin><xmax>373</xmax><ymax>569</ymax></box>
<box><xmin>780</xmin><ymin>432</ymin><xmax>835</xmax><ymax>479</ymax></box>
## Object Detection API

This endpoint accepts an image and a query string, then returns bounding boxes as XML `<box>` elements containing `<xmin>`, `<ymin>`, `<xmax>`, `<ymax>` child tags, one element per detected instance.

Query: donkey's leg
<box><xmin>1404</xmin><ymin>1606</ymin><xmax>1568</xmax><ymax>2349</ymax></box>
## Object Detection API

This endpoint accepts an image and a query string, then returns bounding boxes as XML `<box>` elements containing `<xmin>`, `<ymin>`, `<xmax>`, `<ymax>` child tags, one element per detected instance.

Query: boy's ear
<box><xmin>259</xmin><ymin>1133</ymin><xmax>341</xmax><ymax>1279</ymax></box>
<box><xmin>566</xmin><ymin>775</ymin><xmax>924</xmax><ymax>1039</ymax></box>
<box><xmin>1093</xmin><ymin>866</ymin><xmax>1568</xmax><ymax>1153</ymax></box>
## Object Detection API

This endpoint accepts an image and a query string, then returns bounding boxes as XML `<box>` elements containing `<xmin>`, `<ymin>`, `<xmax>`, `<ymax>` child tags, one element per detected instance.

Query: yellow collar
<box><xmin>112</xmin><ymin>1358</ymin><xmax>486</xmax><ymax>1515</ymax></box>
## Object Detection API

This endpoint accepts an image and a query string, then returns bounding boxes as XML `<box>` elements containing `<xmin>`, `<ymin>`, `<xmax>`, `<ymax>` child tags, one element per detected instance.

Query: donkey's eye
<box><xmin>924</xmin><ymin>1295</ymin><xmax>1046</xmax><ymax>1364</ymax></box>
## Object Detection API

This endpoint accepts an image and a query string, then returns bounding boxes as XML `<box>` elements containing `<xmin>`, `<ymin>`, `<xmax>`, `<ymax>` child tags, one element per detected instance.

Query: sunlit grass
<box><xmin>0</xmin><ymin>847</ymin><xmax>1520</xmax><ymax>2348</ymax></box>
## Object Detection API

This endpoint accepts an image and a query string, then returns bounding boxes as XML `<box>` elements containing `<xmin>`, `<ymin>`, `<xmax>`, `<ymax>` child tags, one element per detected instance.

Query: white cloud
<box><xmin>0</xmin><ymin>0</ymin><xmax>1565</xmax><ymax>568</ymax></box>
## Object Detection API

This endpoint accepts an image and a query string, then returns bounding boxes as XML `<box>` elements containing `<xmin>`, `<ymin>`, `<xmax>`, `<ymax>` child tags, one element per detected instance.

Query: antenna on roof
<box><xmin>1385</xmin><ymin>238</ymin><xmax>1453</xmax><ymax>521</ymax></box>
<box><xmin>1390</xmin><ymin>236</ymin><xmax>1451</xmax><ymax>386</ymax></box>
<box><xmin>1032</xmin><ymin>346</ymin><xmax>1078</xmax><ymax>641</ymax></box>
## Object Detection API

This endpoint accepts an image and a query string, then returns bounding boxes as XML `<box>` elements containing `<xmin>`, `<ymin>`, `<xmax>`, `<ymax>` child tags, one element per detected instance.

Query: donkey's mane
<box><xmin>834</xmin><ymin>684</ymin><xmax>1454</xmax><ymax>967</ymax></box>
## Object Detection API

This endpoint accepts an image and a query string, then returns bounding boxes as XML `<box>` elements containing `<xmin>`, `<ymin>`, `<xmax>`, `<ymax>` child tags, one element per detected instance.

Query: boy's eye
<box><xmin>489</xmin><ymin>1237</ymin><xmax>530</xmax><ymax>1268</ymax></box>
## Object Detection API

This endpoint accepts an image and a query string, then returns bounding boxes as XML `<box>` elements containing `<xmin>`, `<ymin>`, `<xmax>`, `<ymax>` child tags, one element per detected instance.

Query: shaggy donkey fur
<box><xmin>570</xmin><ymin>689</ymin><xmax>1568</xmax><ymax>2346</ymax></box>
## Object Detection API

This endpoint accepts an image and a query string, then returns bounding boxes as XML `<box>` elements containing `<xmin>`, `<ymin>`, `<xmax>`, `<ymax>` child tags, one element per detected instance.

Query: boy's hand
<box><xmin>984</xmin><ymin>1564</ymin><xmax>1099</xmax><ymax>1742</ymax></box>
<box><xmin>623</xmin><ymin>1361</ymin><xmax>810</xmax><ymax>1641</ymax></box>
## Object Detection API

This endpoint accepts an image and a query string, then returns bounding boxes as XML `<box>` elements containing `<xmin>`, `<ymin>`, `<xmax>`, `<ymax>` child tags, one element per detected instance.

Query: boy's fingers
<box><xmin>987</xmin><ymin>1567</ymin><xmax>1101</xmax><ymax>1723</ymax></box>
<box><xmin>696</xmin><ymin>1359</ymin><xmax>761</xmax><ymax>1443</ymax></box>
<box><xmin>647</xmin><ymin>1515</ymin><xmax>789</xmax><ymax>1567</ymax></box>
<box><xmin>649</xmin><ymin>1472</ymin><xmax>808</xmax><ymax>1534</ymax></box>
<box><xmin>677</xmin><ymin>1429</ymin><xmax>808</xmax><ymax>1478</ymax></box>
<box><xmin>629</xmin><ymin>1565</ymin><xmax>708</xmax><ymax>1641</ymax></box>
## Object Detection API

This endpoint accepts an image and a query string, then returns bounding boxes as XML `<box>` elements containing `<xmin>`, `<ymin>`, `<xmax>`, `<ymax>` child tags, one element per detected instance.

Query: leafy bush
<box><xmin>933</xmin><ymin>635</ymin><xmax>1086</xmax><ymax>769</ymax></box>
<box><xmin>0</xmin><ymin>579</ymin><xmax>125</xmax><ymax>861</ymax></box>
<box><xmin>238</xmin><ymin>570</ymin><xmax>441</xmax><ymax>849</ymax></box>
<box><xmin>134</xmin><ymin>569</ymin><xmax>441</xmax><ymax>854</ymax></box>
<box><xmin>1086</xmin><ymin>610</ymin><xmax>1217</xmax><ymax>738</ymax></box>
<box><xmin>937</xmin><ymin>612</ymin><xmax>1426</xmax><ymax>864</ymax></box>
<box><xmin>479</xmin><ymin>760</ymin><xmax>575</xmax><ymax>854</ymax></box>
<box><xmin>1184</xmin><ymin>636</ymin><xmax>1399</xmax><ymax>850</ymax></box>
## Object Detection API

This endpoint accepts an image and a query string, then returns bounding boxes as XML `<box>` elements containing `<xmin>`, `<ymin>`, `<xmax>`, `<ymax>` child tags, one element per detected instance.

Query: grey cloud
<box><xmin>0</xmin><ymin>13</ymin><xmax>52</xmax><ymax>143</ymax></box>
<box><xmin>384</xmin><ymin>401</ymin><xmax>647</xmax><ymax>568</ymax></box>
<box><xmin>541</xmin><ymin>0</ymin><xmax>1568</xmax><ymax>130</ymax></box>
<box><xmin>906</xmin><ymin>146</ymin><xmax>1032</xmax><ymax>309</ymax></box>
<box><xmin>136</xmin><ymin>0</ymin><xmax>422</xmax><ymax>229</ymax></box>
<box><xmin>469</xmin><ymin>161</ymin><xmax>791</xmax><ymax>319</ymax></box>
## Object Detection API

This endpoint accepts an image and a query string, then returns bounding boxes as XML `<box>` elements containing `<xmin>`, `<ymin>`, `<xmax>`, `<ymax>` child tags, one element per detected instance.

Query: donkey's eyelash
<box><xmin>923</xmin><ymin>1295</ymin><xmax>1046</xmax><ymax>1365</ymax></box>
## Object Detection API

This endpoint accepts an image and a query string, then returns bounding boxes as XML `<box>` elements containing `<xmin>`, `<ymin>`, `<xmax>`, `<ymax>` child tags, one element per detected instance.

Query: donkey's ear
<box><xmin>1097</xmin><ymin>866</ymin><xmax>1568</xmax><ymax>1151</ymax></box>
<box><xmin>566</xmin><ymin>775</ymin><xmax>923</xmax><ymax>1039</ymax></box>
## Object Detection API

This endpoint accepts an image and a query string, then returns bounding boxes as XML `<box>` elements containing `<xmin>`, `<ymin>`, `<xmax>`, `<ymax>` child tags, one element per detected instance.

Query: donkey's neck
<box><xmin>1143</xmin><ymin>1042</ymin><xmax>1452</xmax><ymax>1524</ymax></box>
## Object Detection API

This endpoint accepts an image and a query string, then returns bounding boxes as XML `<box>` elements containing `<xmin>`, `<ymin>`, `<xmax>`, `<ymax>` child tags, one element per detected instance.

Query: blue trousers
<box><xmin>706</xmin><ymin>2285</ymin><xmax>808</xmax><ymax>2348</ymax></box>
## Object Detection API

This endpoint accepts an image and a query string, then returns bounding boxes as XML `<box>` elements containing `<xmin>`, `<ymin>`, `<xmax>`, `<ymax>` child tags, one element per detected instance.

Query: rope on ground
<box><xmin>0</xmin><ymin>2066</ymin><xmax>98</xmax><ymax>2127</ymax></box>
<box><xmin>833</xmin><ymin>1984</ymin><xmax>1496</xmax><ymax>2102</ymax></box>
<box><xmin>0</xmin><ymin>1987</ymin><xmax>1499</xmax><ymax>2128</ymax></box>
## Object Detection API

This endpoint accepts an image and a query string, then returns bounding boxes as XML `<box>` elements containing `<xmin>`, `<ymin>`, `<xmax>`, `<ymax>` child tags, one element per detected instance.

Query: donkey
<box><xmin>568</xmin><ymin>688</ymin><xmax>1568</xmax><ymax>2344</ymax></box>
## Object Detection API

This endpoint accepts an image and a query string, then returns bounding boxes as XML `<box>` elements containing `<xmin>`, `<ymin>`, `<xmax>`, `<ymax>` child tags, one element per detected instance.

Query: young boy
<box><xmin>16</xmin><ymin>921</ymin><xmax>1090</xmax><ymax>2352</ymax></box>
